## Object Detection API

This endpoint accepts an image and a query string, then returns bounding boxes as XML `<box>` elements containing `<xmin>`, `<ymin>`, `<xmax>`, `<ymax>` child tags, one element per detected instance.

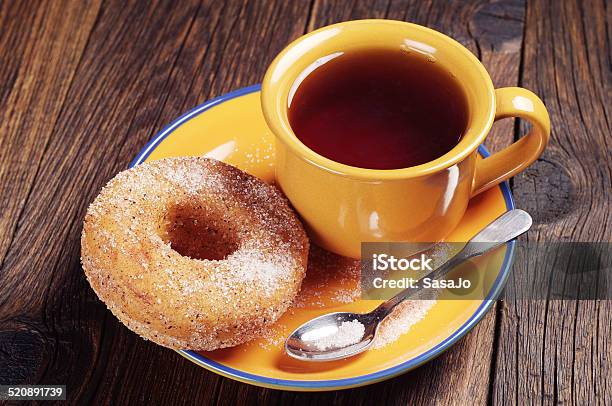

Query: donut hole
<box><xmin>160</xmin><ymin>201</ymin><xmax>239</xmax><ymax>261</ymax></box>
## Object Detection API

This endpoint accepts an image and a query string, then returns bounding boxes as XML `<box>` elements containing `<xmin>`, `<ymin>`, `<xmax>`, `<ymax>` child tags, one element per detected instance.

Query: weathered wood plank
<box><xmin>0</xmin><ymin>0</ymin><xmax>312</xmax><ymax>403</ymax></box>
<box><xmin>0</xmin><ymin>0</ymin><xmax>101</xmax><ymax>268</ymax></box>
<box><xmin>492</xmin><ymin>0</ymin><xmax>611</xmax><ymax>404</ymax></box>
<box><xmin>0</xmin><ymin>0</ymin><xmax>205</xmax><ymax>399</ymax></box>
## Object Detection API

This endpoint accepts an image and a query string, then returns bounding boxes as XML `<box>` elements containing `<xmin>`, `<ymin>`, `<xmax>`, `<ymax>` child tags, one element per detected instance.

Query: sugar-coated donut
<box><xmin>81</xmin><ymin>157</ymin><xmax>308</xmax><ymax>350</ymax></box>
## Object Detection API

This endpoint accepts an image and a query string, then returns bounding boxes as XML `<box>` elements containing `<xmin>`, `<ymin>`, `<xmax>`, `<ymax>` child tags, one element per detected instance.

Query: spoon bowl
<box><xmin>285</xmin><ymin>312</ymin><xmax>378</xmax><ymax>361</ymax></box>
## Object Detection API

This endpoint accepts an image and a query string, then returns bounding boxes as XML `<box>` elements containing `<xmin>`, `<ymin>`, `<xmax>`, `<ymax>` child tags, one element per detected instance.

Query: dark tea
<box><xmin>288</xmin><ymin>49</ymin><xmax>469</xmax><ymax>170</ymax></box>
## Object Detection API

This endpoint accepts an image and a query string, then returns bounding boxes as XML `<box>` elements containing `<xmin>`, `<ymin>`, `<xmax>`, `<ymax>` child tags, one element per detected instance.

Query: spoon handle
<box><xmin>371</xmin><ymin>209</ymin><xmax>532</xmax><ymax>319</ymax></box>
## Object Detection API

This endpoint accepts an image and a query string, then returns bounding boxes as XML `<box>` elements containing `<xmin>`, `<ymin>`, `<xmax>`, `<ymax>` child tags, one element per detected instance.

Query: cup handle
<box><xmin>471</xmin><ymin>87</ymin><xmax>551</xmax><ymax>196</ymax></box>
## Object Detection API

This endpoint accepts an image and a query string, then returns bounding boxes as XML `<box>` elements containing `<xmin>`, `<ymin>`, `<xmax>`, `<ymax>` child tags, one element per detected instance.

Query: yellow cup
<box><xmin>261</xmin><ymin>20</ymin><xmax>550</xmax><ymax>258</ymax></box>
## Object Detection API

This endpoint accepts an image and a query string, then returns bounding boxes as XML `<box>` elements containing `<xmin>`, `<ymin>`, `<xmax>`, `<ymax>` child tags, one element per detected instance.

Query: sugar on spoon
<box><xmin>285</xmin><ymin>209</ymin><xmax>532</xmax><ymax>362</ymax></box>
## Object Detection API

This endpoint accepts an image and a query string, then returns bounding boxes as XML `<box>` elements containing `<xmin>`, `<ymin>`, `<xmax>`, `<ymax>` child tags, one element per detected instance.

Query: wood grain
<box><xmin>0</xmin><ymin>0</ymin><xmax>101</xmax><ymax>272</ymax></box>
<box><xmin>0</xmin><ymin>0</ymin><xmax>608</xmax><ymax>404</ymax></box>
<box><xmin>492</xmin><ymin>0</ymin><xmax>611</xmax><ymax>404</ymax></box>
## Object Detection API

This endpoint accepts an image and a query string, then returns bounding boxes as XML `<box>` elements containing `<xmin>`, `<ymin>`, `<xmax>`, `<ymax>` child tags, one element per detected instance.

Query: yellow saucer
<box><xmin>130</xmin><ymin>85</ymin><xmax>514</xmax><ymax>391</ymax></box>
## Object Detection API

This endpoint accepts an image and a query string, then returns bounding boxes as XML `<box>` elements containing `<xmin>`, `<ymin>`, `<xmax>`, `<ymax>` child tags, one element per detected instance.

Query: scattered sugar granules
<box><xmin>257</xmin><ymin>322</ymin><xmax>288</xmax><ymax>350</ymax></box>
<box><xmin>372</xmin><ymin>299</ymin><xmax>436</xmax><ymax>349</ymax></box>
<box><xmin>291</xmin><ymin>245</ymin><xmax>361</xmax><ymax>309</ymax></box>
<box><xmin>309</xmin><ymin>319</ymin><xmax>365</xmax><ymax>351</ymax></box>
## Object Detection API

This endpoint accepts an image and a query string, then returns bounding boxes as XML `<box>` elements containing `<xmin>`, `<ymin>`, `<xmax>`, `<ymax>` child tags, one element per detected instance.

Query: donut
<box><xmin>80</xmin><ymin>157</ymin><xmax>309</xmax><ymax>350</ymax></box>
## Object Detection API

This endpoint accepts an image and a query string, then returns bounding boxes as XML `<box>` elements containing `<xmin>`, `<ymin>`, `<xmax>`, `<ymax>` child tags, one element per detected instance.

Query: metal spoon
<box><xmin>285</xmin><ymin>209</ymin><xmax>532</xmax><ymax>362</ymax></box>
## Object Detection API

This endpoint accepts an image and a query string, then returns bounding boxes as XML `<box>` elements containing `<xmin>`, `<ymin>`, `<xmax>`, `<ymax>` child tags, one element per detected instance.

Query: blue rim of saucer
<box><xmin>130</xmin><ymin>84</ymin><xmax>515</xmax><ymax>391</ymax></box>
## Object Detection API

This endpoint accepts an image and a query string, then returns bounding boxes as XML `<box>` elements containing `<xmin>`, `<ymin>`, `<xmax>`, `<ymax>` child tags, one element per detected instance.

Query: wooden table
<box><xmin>0</xmin><ymin>0</ymin><xmax>610</xmax><ymax>404</ymax></box>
